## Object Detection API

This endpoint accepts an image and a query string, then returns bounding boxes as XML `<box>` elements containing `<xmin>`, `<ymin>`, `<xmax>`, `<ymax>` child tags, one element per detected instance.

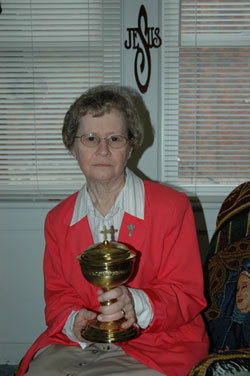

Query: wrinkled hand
<box><xmin>97</xmin><ymin>286</ymin><xmax>136</xmax><ymax>329</ymax></box>
<box><xmin>73</xmin><ymin>309</ymin><xmax>97</xmax><ymax>342</ymax></box>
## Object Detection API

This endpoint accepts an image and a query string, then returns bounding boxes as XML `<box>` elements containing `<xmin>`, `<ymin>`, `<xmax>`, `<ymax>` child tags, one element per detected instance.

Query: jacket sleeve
<box><xmin>142</xmin><ymin>191</ymin><xmax>207</xmax><ymax>333</ymax></box>
<box><xmin>43</xmin><ymin>211</ymin><xmax>84</xmax><ymax>340</ymax></box>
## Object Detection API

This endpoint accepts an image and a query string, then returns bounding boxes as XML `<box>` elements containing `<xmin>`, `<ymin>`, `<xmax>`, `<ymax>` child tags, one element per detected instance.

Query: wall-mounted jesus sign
<box><xmin>124</xmin><ymin>4</ymin><xmax>162</xmax><ymax>94</ymax></box>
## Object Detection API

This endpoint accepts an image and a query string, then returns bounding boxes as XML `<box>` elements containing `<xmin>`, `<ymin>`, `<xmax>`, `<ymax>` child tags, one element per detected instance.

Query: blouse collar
<box><xmin>70</xmin><ymin>168</ymin><xmax>144</xmax><ymax>226</ymax></box>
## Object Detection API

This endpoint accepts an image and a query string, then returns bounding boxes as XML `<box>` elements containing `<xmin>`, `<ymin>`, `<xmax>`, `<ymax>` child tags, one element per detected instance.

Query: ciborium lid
<box><xmin>77</xmin><ymin>225</ymin><xmax>135</xmax><ymax>266</ymax></box>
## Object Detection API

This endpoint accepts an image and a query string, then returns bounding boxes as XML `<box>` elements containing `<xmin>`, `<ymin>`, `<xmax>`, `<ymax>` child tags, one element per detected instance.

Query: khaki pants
<box><xmin>25</xmin><ymin>343</ymin><xmax>166</xmax><ymax>376</ymax></box>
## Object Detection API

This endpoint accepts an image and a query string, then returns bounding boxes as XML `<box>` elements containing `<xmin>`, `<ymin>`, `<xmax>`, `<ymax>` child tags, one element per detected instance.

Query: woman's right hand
<box><xmin>73</xmin><ymin>309</ymin><xmax>97</xmax><ymax>342</ymax></box>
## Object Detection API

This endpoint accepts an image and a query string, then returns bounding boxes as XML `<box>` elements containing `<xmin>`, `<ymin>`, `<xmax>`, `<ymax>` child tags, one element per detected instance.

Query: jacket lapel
<box><xmin>67</xmin><ymin>216</ymin><xmax>94</xmax><ymax>257</ymax></box>
<box><xmin>118</xmin><ymin>212</ymin><xmax>147</xmax><ymax>252</ymax></box>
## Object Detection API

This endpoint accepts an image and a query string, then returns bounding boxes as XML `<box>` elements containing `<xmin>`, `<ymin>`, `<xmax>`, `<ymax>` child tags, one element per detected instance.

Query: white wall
<box><xmin>122</xmin><ymin>0</ymin><xmax>161</xmax><ymax>181</ymax></box>
<box><xmin>0</xmin><ymin>1</ymin><xmax>225</xmax><ymax>365</ymax></box>
<box><xmin>0</xmin><ymin>202</ymin><xmax>49</xmax><ymax>364</ymax></box>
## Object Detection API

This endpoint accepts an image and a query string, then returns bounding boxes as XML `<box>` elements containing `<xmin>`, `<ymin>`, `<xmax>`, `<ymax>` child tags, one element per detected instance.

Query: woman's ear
<box><xmin>70</xmin><ymin>147</ymin><xmax>77</xmax><ymax>159</ymax></box>
<box><xmin>128</xmin><ymin>145</ymin><xmax>133</xmax><ymax>160</ymax></box>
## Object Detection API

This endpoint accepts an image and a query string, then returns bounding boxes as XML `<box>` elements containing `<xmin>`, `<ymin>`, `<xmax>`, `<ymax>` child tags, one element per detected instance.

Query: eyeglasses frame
<box><xmin>74</xmin><ymin>133</ymin><xmax>131</xmax><ymax>149</ymax></box>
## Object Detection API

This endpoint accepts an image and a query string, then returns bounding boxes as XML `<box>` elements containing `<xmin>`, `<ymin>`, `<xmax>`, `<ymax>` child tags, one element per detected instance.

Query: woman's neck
<box><xmin>87</xmin><ymin>174</ymin><xmax>126</xmax><ymax>216</ymax></box>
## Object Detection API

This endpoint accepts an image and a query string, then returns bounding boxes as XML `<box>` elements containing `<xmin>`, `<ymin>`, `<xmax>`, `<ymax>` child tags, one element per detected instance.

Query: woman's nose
<box><xmin>96</xmin><ymin>139</ymin><xmax>110</xmax><ymax>155</ymax></box>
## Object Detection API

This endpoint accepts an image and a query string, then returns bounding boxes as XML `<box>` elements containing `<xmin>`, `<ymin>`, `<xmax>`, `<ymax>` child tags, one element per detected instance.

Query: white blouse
<box><xmin>63</xmin><ymin>169</ymin><xmax>153</xmax><ymax>348</ymax></box>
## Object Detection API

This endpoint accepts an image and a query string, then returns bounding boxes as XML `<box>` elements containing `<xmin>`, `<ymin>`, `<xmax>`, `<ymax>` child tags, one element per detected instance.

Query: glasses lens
<box><xmin>107</xmin><ymin>135</ymin><xmax>127</xmax><ymax>149</ymax></box>
<box><xmin>78</xmin><ymin>134</ymin><xmax>128</xmax><ymax>149</ymax></box>
<box><xmin>81</xmin><ymin>135</ymin><xmax>99</xmax><ymax>147</ymax></box>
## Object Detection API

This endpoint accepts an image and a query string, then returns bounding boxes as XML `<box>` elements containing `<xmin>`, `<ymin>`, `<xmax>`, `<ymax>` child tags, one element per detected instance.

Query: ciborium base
<box><xmin>81</xmin><ymin>319</ymin><xmax>139</xmax><ymax>343</ymax></box>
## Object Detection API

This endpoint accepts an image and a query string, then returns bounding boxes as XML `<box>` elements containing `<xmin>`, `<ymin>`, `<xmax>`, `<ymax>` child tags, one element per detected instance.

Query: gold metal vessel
<box><xmin>77</xmin><ymin>227</ymin><xmax>139</xmax><ymax>343</ymax></box>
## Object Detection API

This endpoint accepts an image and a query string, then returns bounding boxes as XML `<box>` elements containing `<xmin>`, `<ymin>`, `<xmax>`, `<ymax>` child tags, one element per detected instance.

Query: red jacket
<box><xmin>17</xmin><ymin>181</ymin><xmax>209</xmax><ymax>376</ymax></box>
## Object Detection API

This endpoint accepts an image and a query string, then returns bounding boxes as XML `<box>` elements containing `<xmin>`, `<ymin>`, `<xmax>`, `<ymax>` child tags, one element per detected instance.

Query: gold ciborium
<box><xmin>77</xmin><ymin>226</ymin><xmax>139</xmax><ymax>343</ymax></box>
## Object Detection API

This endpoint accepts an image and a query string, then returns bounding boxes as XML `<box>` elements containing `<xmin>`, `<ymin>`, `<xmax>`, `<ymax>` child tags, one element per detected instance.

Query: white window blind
<box><xmin>0</xmin><ymin>0</ymin><xmax>121</xmax><ymax>200</ymax></box>
<box><xmin>162</xmin><ymin>0</ymin><xmax>250</xmax><ymax>196</ymax></box>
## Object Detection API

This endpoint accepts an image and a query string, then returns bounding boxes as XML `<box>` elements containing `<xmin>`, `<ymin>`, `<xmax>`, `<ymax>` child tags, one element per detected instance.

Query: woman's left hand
<box><xmin>97</xmin><ymin>285</ymin><xmax>136</xmax><ymax>329</ymax></box>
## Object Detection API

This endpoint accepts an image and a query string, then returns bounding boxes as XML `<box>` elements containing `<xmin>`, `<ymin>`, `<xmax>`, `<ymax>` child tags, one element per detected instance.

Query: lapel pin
<box><xmin>127</xmin><ymin>224</ymin><xmax>135</xmax><ymax>237</ymax></box>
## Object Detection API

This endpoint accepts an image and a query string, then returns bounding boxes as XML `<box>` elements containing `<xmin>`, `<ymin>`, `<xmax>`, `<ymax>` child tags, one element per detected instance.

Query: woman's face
<box><xmin>236</xmin><ymin>271</ymin><xmax>250</xmax><ymax>312</ymax></box>
<box><xmin>71</xmin><ymin>111</ymin><xmax>133</xmax><ymax>185</ymax></box>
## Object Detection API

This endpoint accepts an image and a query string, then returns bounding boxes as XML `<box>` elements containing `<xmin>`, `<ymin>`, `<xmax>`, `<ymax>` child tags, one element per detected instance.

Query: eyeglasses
<box><xmin>75</xmin><ymin>133</ymin><xmax>130</xmax><ymax>149</ymax></box>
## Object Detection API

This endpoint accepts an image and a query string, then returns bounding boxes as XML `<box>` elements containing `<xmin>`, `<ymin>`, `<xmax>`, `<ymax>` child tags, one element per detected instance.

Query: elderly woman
<box><xmin>16</xmin><ymin>85</ymin><xmax>209</xmax><ymax>376</ymax></box>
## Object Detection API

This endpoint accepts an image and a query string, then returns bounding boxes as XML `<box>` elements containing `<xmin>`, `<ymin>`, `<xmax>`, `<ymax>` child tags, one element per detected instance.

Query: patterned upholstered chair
<box><xmin>188</xmin><ymin>181</ymin><xmax>250</xmax><ymax>376</ymax></box>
